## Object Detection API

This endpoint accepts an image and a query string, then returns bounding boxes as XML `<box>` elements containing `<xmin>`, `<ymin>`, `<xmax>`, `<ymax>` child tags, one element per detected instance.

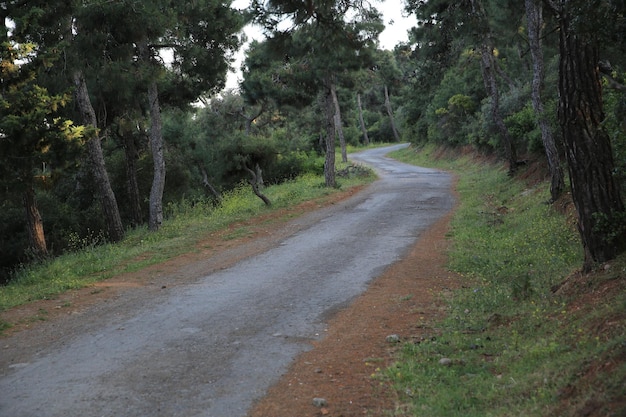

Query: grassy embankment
<box><xmin>0</xmin><ymin>154</ymin><xmax>375</xmax><ymax>333</ymax></box>
<box><xmin>384</xmin><ymin>146</ymin><xmax>625</xmax><ymax>417</ymax></box>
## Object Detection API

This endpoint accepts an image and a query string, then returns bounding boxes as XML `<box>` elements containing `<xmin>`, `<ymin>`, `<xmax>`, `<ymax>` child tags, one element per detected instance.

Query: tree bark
<box><xmin>357</xmin><ymin>93</ymin><xmax>370</xmax><ymax>145</ymax></box>
<box><xmin>72</xmin><ymin>70</ymin><xmax>125</xmax><ymax>242</ymax></box>
<box><xmin>137</xmin><ymin>40</ymin><xmax>166</xmax><ymax>232</ymax></box>
<box><xmin>557</xmin><ymin>6</ymin><xmax>626</xmax><ymax>270</ymax></box>
<box><xmin>146</xmin><ymin>80</ymin><xmax>166</xmax><ymax>231</ymax></box>
<box><xmin>121</xmin><ymin>128</ymin><xmax>143</xmax><ymax>227</ymax></box>
<box><xmin>330</xmin><ymin>82</ymin><xmax>347</xmax><ymax>163</ymax></box>
<box><xmin>478</xmin><ymin>44</ymin><xmax>518</xmax><ymax>174</ymax></box>
<box><xmin>324</xmin><ymin>81</ymin><xmax>337</xmax><ymax>188</ymax></box>
<box><xmin>525</xmin><ymin>0</ymin><xmax>564</xmax><ymax>202</ymax></box>
<box><xmin>384</xmin><ymin>85</ymin><xmax>401</xmax><ymax>142</ymax></box>
<box><xmin>23</xmin><ymin>187</ymin><xmax>48</xmax><ymax>258</ymax></box>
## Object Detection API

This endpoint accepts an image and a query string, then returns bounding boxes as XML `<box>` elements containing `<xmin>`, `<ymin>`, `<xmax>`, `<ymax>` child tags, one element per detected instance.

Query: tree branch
<box><xmin>244</xmin><ymin>163</ymin><xmax>271</xmax><ymax>206</ymax></box>
<box><xmin>599</xmin><ymin>61</ymin><xmax>626</xmax><ymax>92</ymax></box>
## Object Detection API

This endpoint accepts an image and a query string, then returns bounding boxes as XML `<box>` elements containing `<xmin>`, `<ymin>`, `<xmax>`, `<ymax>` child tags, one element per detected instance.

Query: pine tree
<box><xmin>70</xmin><ymin>0</ymin><xmax>243</xmax><ymax>231</ymax></box>
<box><xmin>0</xmin><ymin>19</ymin><xmax>84</xmax><ymax>257</ymax></box>
<box><xmin>546</xmin><ymin>0</ymin><xmax>626</xmax><ymax>270</ymax></box>
<box><xmin>248</xmin><ymin>0</ymin><xmax>383</xmax><ymax>186</ymax></box>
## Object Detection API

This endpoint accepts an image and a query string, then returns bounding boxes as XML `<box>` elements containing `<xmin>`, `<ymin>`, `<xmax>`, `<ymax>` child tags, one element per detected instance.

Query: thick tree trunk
<box><xmin>72</xmin><ymin>70</ymin><xmax>125</xmax><ymax>242</ymax></box>
<box><xmin>357</xmin><ymin>93</ymin><xmax>370</xmax><ymax>146</ymax></box>
<box><xmin>558</xmin><ymin>9</ymin><xmax>626</xmax><ymax>270</ymax></box>
<box><xmin>122</xmin><ymin>130</ymin><xmax>143</xmax><ymax>227</ymax></box>
<box><xmin>147</xmin><ymin>80</ymin><xmax>166</xmax><ymax>231</ymax></box>
<box><xmin>330</xmin><ymin>82</ymin><xmax>347</xmax><ymax>163</ymax></box>
<box><xmin>525</xmin><ymin>0</ymin><xmax>564</xmax><ymax>202</ymax></box>
<box><xmin>23</xmin><ymin>187</ymin><xmax>48</xmax><ymax>258</ymax></box>
<box><xmin>479</xmin><ymin>44</ymin><xmax>518</xmax><ymax>174</ymax></box>
<box><xmin>384</xmin><ymin>85</ymin><xmax>401</xmax><ymax>142</ymax></box>
<box><xmin>324</xmin><ymin>81</ymin><xmax>337</xmax><ymax>188</ymax></box>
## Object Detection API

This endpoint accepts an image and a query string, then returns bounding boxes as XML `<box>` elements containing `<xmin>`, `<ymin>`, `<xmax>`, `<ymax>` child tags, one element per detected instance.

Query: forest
<box><xmin>1</xmin><ymin>0</ymin><xmax>625</xmax><ymax>283</ymax></box>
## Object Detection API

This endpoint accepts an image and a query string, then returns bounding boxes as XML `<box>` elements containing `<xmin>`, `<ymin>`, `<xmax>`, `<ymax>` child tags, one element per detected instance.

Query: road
<box><xmin>0</xmin><ymin>144</ymin><xmax>454</xmax><ymax>417</ymax></box>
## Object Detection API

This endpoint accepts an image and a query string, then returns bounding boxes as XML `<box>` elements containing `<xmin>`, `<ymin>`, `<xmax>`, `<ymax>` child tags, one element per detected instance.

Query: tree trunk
<box><xmin>146</xmin><ymin>80</ymin><xmax>166</xmax><ymax>231</ymax></box>
<box><xmin>138</xmin><ymin>40</ymin><xmax>166</xmax><ymax>232</ymax></box>
<box><xmin>72</xmin><ymin>70</ymin><xmax>125</xmax><ymax>242</ymax></box>
<box><xmin>479</xmin><ymin>44</ymin><xmax>518</xmax><ymax>174</ymax></box>
<box><xmin>324</xmin><ymin>81</ymin><xmax>337</xmax><ymax>188</ymax></box>
<box><xmin>122</xmin><ymin>129</ymin><xmax>143</xmax><ymax>227</ymax></box>
<box><xmin>525</xmin><ymin>0</ymin><xmax>564</xmax><ymax>202</ymax></box>
<box><xmin>384</xmin><ymin>85</ymin><xmax>401</xmax><ymax>142</ymax></box>
<box><xmin>557</xmin><ymin>7</ymin><xmax>626</xmax><ymax>271</ymax></box>
<box><xmin>330</xmin><ymin>82</ymin><xmax>347</xmax><ymax>163</ymax></box>
<box><xmin>23</xmin><ymin>187</ymin><xmax>48</xmax><ymax>258</ymax></box>
<box><xmin>357</xmin><ymin>93</ymin><xmax>370</xmax><ymax>146</ymax></box>
<box><xmin>200</xmin><ymin>165</ymin><xmax>222</xmax><ymax>202</ymax></box>
<box><xmin>244</xmin><ymin>163</ymin><xmax>271</xmax><ymax>206</ymax></box>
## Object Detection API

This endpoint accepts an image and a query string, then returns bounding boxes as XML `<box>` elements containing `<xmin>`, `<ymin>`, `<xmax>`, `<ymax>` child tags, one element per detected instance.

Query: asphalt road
<box><xmin>0</xmin><ymin>144</ymin><xmax>454</xmax><ymax>417</ymax></box>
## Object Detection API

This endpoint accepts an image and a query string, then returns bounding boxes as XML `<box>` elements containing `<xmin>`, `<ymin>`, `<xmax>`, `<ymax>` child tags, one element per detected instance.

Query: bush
<box><xmin>505</xmin><ymin>104</ymin><xmax>542</xmax><ymax>154</ymax></box>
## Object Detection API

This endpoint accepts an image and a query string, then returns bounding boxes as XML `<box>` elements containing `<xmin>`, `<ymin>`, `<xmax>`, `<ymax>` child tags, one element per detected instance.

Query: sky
<box><xmin>224</xmin><ymin>0</ymin><xmax>415</xmax><ymax>90</ymax></box>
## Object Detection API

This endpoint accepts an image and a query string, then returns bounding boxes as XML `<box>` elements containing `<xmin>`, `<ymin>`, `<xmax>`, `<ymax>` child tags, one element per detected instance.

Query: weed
<box><xmin>384</xmin><ymin>145</ymin><xmax>624</xmax><ymax>417</ymax></box>
<box><xmin>0</xmin><ymin>320</ymin><xmax>12</xmax><ymax>335</ymax></box>
<box><xmin>223</xmin><ymin>227</ymin><xmax>254</xmax><ymax>240</ymax></box>
<box><xmin>0</xmin><ymin>152</ymin><xmax>375</xmax><ymax>313</ymax></box>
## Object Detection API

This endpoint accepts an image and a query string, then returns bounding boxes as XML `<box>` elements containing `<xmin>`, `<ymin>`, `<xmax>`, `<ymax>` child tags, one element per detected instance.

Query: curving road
<box><xmin>0</xmin><ymin>144</ymin><xmax>454</xmax><ymax>417</ymax></box>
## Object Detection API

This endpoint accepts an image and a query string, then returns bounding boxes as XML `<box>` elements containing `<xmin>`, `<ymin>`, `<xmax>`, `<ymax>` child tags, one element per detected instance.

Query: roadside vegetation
<box><xmin>2</xmin><ymin>0</ymin><xmax>624</xmax><ymax>413</ymax></box>
<box><xmin>1</xmin><ymin>139</ymin><xmax>625</xmax><ymax>415</ymax></box>
<box><xmin>3</xmin><ymin>1</ymin><xmax>625</xmax><ymax>296</ymax></box>
<box><xmin>0</xmin><ymin>154</ymin><xmax>375</xmax><ymax>332</ymax></box>
<box><xmin>384</xmin><ymin>145</ymin><xmax>626</xmax><ymax>417</ymax></box>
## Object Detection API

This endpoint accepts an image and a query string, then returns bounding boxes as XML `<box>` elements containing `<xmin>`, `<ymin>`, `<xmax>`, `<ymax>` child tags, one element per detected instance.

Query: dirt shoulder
<box><xmin>1</xmin><ymin>182</ymin><xmax>460</xmax><ymax>417</ymax></box>
<box><xmin>248</xmin><ymin>209</ymin><xmax>460</xmax><ymax>417</ymax></box>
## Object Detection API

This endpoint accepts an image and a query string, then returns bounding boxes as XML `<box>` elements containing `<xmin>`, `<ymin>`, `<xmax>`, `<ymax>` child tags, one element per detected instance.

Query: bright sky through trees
<box><xmin>225</xmin><ymin>0</ymin><xmax>414</xmax><ymax>89</ymax></box>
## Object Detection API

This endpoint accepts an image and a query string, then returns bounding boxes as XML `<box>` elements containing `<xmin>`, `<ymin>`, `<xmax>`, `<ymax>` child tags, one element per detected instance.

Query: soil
<box><xmin>248</xmin><ymin>209</ymin><xmax>460</xmax><ymax>417</ymax></box>
<box><xmin>1</xmin><ymin>183</ymin><xmax>461</xmax><ymax>417</ymax></box>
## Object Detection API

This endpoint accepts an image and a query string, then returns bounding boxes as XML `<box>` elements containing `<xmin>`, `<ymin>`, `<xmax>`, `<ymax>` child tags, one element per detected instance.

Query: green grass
<box><xmin>384</xmin><ymin>145</ymin><xmax>625</xmax><ymax>417</ymax></box>
<box><xmin>0</xmin><ymin>157</ymin><xmax>375</xmax><ymax>320</ymax></box>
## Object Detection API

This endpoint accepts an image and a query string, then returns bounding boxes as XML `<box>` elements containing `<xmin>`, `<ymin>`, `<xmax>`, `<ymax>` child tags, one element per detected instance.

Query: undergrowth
<box><xmin>385</xmin><ymin>145</ymin><xmax>626</xmax><ymax>417</ymax></box>
<box><xmin>0</xmin><ymin>157</ymin><xmax>374</xmax><ymax>324</ymax></box>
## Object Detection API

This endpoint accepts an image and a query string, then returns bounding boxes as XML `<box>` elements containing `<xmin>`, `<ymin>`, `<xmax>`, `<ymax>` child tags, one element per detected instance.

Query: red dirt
<box><xmin>248</xmin><ymin>210</ymin><xmax>460</xmax><ymax>417</ymax></box>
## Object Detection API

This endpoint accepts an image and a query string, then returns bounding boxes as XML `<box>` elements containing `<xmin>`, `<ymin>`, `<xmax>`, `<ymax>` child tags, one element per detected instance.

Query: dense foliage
<box><xmin>1</xmin><ymin>0</ymin><xmax>625</xmax><ymax>281</ymax></box>
<box><xmin>394</xmin><ymin>0</ymin><xmax>626</xmax><ymax>269</ymax></box>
